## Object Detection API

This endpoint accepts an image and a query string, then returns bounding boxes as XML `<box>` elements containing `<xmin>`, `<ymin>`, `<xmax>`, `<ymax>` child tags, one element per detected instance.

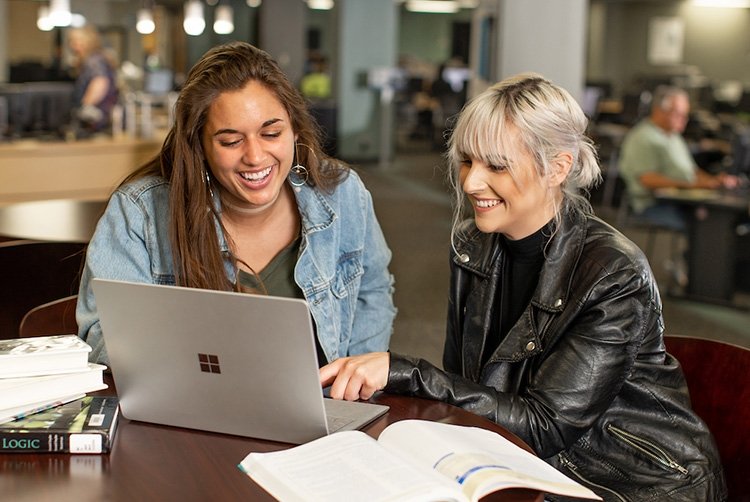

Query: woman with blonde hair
<box><xmin>321</xmin><ymin>73</ymin><xmax>725</xmax><ymax>501</ymax></box>
<box><xmin>67</xmin><ymin>24</ymin><xmax>118</xmax><ymax>132</ymax></box>
<box><xmin>77</xmin><ymin>42</ymin><xmax>396</xmax><ymax>368</ymax></box>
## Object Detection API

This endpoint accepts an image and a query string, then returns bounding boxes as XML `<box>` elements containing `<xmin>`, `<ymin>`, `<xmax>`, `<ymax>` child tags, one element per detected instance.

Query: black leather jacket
<box><xmin>386</xmin><ymin>207</ymin><xmax>726</xmax><ymax>501</ymax></box>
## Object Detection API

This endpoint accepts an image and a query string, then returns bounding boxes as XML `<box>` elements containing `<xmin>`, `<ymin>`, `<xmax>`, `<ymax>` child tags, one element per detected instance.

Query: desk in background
<box><xmin>1</xmin><ymin>379</ymin><xmax>543</xmax><ymax>502</ymax></box>
<box><xmin>654</xmin><ymin>187</ymin><xmax>750</xmax><ymax>305</ymax></box>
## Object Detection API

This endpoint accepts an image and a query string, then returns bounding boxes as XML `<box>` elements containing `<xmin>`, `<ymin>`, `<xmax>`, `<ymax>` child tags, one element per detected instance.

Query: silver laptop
<box><xmin>91</xmin><ymin>278</ymin><xmax>389</xmax><ymax>444</ymax></box>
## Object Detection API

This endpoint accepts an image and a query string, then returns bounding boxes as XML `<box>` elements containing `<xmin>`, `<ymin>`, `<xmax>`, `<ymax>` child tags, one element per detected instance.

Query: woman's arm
<box><xmin>388</xmin><ymin>266</ymin><xmax>656</xmax><ymax>458</ymax></box>
<box><xmin>76</xmin><ymin>191</ymin><xmax>159</xmax><ymax>364</ymax></box>
<box><xmin>344</xmin><ymin>178</ymin><xmax>397</xmax><ymax>356</ymax></box>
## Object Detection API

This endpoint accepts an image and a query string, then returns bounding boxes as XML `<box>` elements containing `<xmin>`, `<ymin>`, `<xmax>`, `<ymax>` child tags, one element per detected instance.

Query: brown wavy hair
<box><xmin>123</xmin><ymin>41</ymin><xmax>346</xmax><ymax>290</ymax></box>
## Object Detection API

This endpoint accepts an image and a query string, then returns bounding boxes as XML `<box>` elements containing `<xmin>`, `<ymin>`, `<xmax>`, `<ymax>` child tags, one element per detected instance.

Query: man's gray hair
<box><xmin>652</xmin><ymin>85</ymin><xmax>688</xmax><ymax>111</ymax></box>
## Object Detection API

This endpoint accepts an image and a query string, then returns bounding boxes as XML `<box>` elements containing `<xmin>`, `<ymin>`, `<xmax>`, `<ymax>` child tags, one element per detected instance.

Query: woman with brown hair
<box><xmin>77</xmin><ymin>42</ymin><xmax>396</xmax><ymax>367</ymax></box>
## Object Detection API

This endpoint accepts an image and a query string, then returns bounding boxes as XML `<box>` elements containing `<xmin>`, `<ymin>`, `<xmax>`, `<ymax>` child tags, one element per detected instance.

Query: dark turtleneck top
<box><xmin>482</xmin><ymin>222</ymin><xmax>553</xmax><ymax>365</ymax></box>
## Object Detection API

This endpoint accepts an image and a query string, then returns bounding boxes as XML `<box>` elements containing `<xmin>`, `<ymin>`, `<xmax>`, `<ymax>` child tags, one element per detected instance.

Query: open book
<box><xmin>239</xmin><ymin>419</ymin><xmax>601</xmax><ymax>502</ymax></box>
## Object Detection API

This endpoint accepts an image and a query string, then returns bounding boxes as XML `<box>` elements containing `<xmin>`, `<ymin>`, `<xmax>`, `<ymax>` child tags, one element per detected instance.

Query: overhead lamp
<box><xmin>70</xmin><ymin>13</ymin><xmax>87</xmax><ymax>27</ymax></box>
<box><xmin>246</xmin><ymin>0</ymin><xmax>262</xmax><ymax>6</ymax></box>
<box><xmin>306</xmin><ymin>0</ymin><xmax>334</xmax><ymax>10</ymax></box>
<box><xmin>49</xmin><ymin>0</ymin><xmax>73</xmax><ymax>27</ymax></box>
<box><xmin>405</xmin><ymin>1</ymin><xmax>459</xmax><ymax>13</ymax></box>
<box><xmin>136</xmin><ymin>7</ymin><xmax>156</xmax><ymax>34</ymax></box>
<box><xmin>183</xmin><ymin>0</ymin><xmax>206</xmax><ymax>36</ymax></box>
<box><xmin>37</xmin><ymin>6</ymin><xmax>54</xmax><ymax>31</ymax></box>
<box><xmin>214</xmin><ymin>4</ymin><xmax>234</xmax><ymax>34</ymax></box>
<box><xmin>693</xmin><ymin>0</ymin><xmax>750</xmax><ymax>6</ymax></box>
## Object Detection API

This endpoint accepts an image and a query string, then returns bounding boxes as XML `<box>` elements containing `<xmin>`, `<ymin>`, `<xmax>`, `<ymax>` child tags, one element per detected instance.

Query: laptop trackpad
<box><xmin>323</xmin><ymin>398</ymin><xmax>389</xmax><ymax>433</ymax></box>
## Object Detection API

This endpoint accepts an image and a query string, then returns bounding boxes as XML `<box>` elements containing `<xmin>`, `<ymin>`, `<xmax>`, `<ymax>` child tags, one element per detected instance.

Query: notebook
<box><xmin>91</xmin><ymin>278</ymin><xmax>389</xmax><ymax>444</ymax></box>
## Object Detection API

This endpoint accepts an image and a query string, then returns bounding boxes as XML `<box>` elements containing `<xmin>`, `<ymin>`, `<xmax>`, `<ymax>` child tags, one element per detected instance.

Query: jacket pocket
<box><xmin>331</xmin><ymin>252</ymin><xmax>363</xmax><ymax>299</ymax></box>
<box><xmin>606</xmin><ymin>424</ymin><xmax>689</xmax><ymax>476</ymax></box>
<box><xmin>558</xmin><ymin>453</ymin><xmax>629</xmax><ymax>502</ymax></box>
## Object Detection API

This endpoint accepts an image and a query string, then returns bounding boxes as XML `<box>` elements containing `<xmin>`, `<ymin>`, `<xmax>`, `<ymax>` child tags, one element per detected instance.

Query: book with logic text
<box><xmin>0</xmin><ymin>396</ymin><xmax>120</xmax><ymax>454</ymax></box>
<box><xmin>239</xmin><ymin>419</ymin><xmax>601</xmax><ymax>502</ymax></box>
<box><xmin>0</xmin><ymin>334</ymin><xmax>92</xmax><ymax>378</ymax></box>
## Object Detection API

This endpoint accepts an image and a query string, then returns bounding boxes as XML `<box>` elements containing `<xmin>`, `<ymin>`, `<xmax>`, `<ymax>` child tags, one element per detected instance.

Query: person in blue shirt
<box><xmin>77</xmin><ymin>41</ymin><xmax>396</xmax><ymax>366</ymax></box>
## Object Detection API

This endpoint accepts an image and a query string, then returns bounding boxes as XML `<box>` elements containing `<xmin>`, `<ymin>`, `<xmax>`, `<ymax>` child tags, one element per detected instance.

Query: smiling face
<box><xmin>202</xmin><ymin>80</ymin><xmax>296</xmax><ymax>214</ymax></box>
<box><xmin>458</xmin><ymin>127</ymin><xmax>560</xmax><ymax>240</ymax></box>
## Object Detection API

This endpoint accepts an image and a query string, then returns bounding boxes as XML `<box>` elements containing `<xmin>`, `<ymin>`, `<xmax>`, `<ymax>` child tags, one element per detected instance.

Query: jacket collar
<box><xmin>291</xmin><ymin>180</ymin><xmax>337</xmax><ymax>235</ymax></box>
<box><xmin>214</xmin><ymin>178</ymin><xmax>337</xmax><ymax>254</ymax></box>
<box><xmin>453</xmin><ymin>204</ymin><xmax>588</xmax><ymax>314</ymax></box>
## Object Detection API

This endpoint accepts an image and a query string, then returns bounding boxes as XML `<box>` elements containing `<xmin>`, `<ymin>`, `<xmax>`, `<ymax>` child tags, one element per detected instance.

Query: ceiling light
<box><xmin>37</xmin><ymin>6</ymin><xmax>54</xmax><ymax>31</ymax></box>
<box><xmin>246</xmin><ymin>0</ymin><xmax>262</xmax><ymax>6</ymax></box>
<box><xmin>136</xmin><ymin>8</ymin><xmax>156</xmax><ymax>34</ymax></box>
<box><xmin>49</xmin><ymin>0</ymin><xmax>73</xmax><ymax>27</ymax></box>
<box><xmin>693</xmin><ymin>0</ymin><xmax>750</xmax><ymax>6</ymax></box>
<box><xmin>405</xmin><ymin>1</ymin><xmax>459</xmax><ymax>14</ymax></box>
<box><xmin>183</xmin><ymin>0</ymin><xmax>206</xmax><ymax>36</ymax></box>
<box><xmin>214</xmin><ymin>4</ymin><xmax>234</xmax><ymax>34</ymax></box>
<box><xmin>70</xmin><ymin>13</ymin><xmax>87</xmax><ymax>27</ymax></box>
<box><xmin>306</xmin><ymin>0</ymin><xmax>334</xmax><ymax>10</ymax></box>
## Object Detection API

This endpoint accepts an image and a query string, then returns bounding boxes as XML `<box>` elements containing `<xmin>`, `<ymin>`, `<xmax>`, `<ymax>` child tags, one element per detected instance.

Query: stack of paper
<box><xmin>0</xmin><ymin>335</ymin><xmax>107</xmax><ymax>424</ymax></box>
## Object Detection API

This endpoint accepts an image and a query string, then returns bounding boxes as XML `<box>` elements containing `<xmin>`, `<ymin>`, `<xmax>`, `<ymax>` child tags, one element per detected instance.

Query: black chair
<box><xmin>0</xmin><ymin>240</ymin><xmax>86</xmax><ymax>339</ymax></box>
<box><xmin>664</xmin><ymin>335</ymin><xmax>750</xmax><ymax>500</ymax></box>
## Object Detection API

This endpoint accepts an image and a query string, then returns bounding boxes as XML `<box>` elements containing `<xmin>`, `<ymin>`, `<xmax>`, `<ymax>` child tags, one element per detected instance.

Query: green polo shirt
<box><xmin>619</xmin><ymin>119</ymin><xmax>697</xmax><ymax>213</ymax></box>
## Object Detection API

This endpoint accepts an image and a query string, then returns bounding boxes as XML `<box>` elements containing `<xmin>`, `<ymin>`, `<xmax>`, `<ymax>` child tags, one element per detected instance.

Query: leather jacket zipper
<box><xmin>558</xmin><ymin>454</ymin><xmax>628</xmax><ymax>502</ymax></box>
<box><xmin>607</xmin><ymin>424</ymin><xmax>689</xmax><ymax>476</ymax></box>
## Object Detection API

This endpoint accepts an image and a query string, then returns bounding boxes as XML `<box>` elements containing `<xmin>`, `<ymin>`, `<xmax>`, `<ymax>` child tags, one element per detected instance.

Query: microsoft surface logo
<box><xmin>198</xmin><ymin>353</ymin><xmax>221</xmax><ymax>374</ymax></box>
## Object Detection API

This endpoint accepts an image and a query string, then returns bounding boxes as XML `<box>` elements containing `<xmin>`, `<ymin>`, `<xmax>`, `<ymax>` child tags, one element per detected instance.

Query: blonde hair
<box><xmin>446</xmin><ymin>73</ymin><xmax>601</xmax><ymax>243</ymax></box>
<box><xmin>67</xmin><ymin>25</ymin><xmax>103</xmax><ymax>58</ymax></box>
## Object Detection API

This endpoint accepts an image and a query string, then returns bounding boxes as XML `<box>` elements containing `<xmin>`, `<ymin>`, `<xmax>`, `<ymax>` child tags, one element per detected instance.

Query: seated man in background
<box><xmin>619</xmin><ymin>85</ymin><xmax>737</xmax><ymax>231</ymax></box>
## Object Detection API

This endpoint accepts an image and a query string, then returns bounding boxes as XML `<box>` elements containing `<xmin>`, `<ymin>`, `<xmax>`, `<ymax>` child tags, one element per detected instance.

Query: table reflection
<box><xmin>0</xmin><ymin>199</ymin><xmax>106</xmax><ymax>243</ymax></box>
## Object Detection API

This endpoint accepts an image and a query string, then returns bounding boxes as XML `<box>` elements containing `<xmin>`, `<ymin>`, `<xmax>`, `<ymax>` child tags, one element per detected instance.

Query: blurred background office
<box><xmin>0</xmin><ymin>0</ymin><xmax>749</xmax><ymax>356</ymax></box>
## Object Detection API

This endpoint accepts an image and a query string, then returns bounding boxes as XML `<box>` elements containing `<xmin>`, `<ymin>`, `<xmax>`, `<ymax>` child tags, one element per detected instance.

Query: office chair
<box><xmin>602</xmin><ymin>151</ymin><xmax>684</xmax><ymax>288</ymax></box>
<box><xmin>0</xmin><ymin>240</ymin><xmax>86</xmax><ymax>340</ymax></box>
<box><xmin>663</xmin><ymin>335</ymin><xmax>750</xmax><ymax>500</ymax></box>
<box><xmin>19</xmin><ymin>295</ymin><xmax>78</xmax><ymax>338</ymax></box>
<box><xmin>616</xmin><ymin>192</ymin><xmax>683</xmax><ymax>272</ymax></box>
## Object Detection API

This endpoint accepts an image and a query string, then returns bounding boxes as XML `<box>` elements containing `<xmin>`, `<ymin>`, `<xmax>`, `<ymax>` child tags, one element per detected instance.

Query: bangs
<box><xmin>448</xmin><ymin>92</ymin><xmax>524</xmax><ymax>172</ymax></box>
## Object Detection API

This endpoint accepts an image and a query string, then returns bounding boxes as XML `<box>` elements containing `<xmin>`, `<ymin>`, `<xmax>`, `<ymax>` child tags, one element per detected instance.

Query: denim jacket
<box><xmin>77</xmin><ymin>169</ymin><xmax>396</xmax><ymax>365</ymax></box>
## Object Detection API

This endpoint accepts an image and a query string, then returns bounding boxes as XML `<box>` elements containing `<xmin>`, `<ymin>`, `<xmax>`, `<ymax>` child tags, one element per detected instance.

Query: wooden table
<box><xmin>0</xmin><ymin>133</ymin><xmax>162</xmax><ymax>203</ymax></box>
<box><xmin>0</xmin><ymin>199</ymin><xmax>106</xmax><ymax>243</ymax></box>
<box><xmin>1</xmin><ymin>379</ymin><xmax>543</xmax><ymax>501</ymax></box>
<box><xmin>654</xmin><ymin>187</ymin><xmax>750</xmax><ymax>304</ymax></box>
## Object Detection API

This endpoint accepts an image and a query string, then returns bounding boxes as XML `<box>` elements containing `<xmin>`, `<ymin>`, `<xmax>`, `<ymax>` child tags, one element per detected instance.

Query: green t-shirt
<box><xmin>619</xmin><ymin>119</ymin><xmax>697</xmax><ymax>213</ymax></box>
<box><xmin>238</xmin><ymin>237</ymin><xmax>303</xmax><ymax>299</ymax></box>
<box><xmin>237</xmin><ymin>237</ymin><xmax>329</xmax><ymax>366</ymax></box>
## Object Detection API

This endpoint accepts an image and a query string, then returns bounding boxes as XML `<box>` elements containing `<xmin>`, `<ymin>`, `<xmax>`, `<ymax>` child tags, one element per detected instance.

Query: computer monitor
<box><xmin>143</xmin><ymin>69</ymin><xmax>174</xmax><ymax>96</ymax></box>
<box><xmin>0</xmin><ymin>82</ymin><xmax>75</xmax><ymax>139</ymax></box>
<box><xmin>728</xmin><ymin>126</ymin><xmax>750</xmax><ymax>177</ymax></box>
<box><xmin>441</xmin><ymin>67</ymin><xmax>471</xmax><ymax>94</ymax></box>
<box><xmin>580</xmin><ymin>86</ymin><xmax>603</xmax><ymax>120</ymax></box>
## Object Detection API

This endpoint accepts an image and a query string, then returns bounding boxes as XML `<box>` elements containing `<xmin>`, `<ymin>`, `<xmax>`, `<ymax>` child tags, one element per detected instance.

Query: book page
<box><xmin>378</xmin><ymin>420</ymin><xmax>600</xmax><ymax>502</ymax></box>
<box><xmin>239</xmin><ymin>430</ymin><xmax>465</xmax><ymax>502</ymax></box>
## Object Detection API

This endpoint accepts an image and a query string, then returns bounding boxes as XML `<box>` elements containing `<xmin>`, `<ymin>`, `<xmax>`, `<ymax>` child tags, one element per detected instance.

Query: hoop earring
<box><xmin>289</xmin><ymin>141</ymin><xmax>309</xmax><ymax>187</ymax></box>
<box><xmin>203</xmin><ymin>169</ymin><xmax>216</xmax><ymax>199</ymax></box>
